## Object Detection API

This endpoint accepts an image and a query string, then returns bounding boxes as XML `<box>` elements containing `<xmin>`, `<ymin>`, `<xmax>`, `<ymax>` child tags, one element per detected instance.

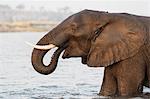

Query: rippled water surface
<box><xmin>0</xmin><ymin>32</ymin><xmax>150</xmax><ymax>99</ymax></box>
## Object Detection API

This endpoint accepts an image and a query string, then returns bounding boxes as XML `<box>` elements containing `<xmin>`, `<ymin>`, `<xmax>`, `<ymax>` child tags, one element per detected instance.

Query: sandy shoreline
<box><xmin>0</xmin><ymin>21</ymin><xmax>58</xmax><ymax>32</ymax></box>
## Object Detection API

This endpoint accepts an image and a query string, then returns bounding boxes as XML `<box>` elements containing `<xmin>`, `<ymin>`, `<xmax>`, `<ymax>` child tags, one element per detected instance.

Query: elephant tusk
<box><xmin>25</xmin><ymin>41</ymin><xmax>57</xmax><ymax>50</ymax></box>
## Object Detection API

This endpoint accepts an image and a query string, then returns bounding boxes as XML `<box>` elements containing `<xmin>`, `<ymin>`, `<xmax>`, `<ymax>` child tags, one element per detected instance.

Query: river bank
<box><xmin>0</xmin><ymin>21</ymin><xmax>58</xmax><ymax>32</ymax></box>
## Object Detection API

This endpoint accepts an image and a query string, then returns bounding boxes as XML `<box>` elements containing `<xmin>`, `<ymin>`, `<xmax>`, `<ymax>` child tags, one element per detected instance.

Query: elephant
<box><xmin>29</xmin><ymin>9</ymin><xmax>150</xmax><ymax>97</ymax></box>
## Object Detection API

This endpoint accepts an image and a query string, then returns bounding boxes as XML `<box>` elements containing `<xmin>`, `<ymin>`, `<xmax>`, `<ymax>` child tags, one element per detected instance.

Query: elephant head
<box><xmin>31</xmin><ymin>9</ymin><xmax>146</xmax><ymax>75</ymax></box>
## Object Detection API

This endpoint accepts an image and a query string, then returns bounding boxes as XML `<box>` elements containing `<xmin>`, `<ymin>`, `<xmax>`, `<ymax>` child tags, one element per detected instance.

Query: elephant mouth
<box><xmin>62</xmin><ymin>46</ymin><xmax>88</xmax><ymax>58</ymax></box>
<box><xmin>62</xmin><ymin>49</ymin><xmax>88</xmax><ymax>64</ymax></box>
<box><xmin>62</xmin><ymin>45</ymin><xmax>88</xmax><ymax>64</ymax></box>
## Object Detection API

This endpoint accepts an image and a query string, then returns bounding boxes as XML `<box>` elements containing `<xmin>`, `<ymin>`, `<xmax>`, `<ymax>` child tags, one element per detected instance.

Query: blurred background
<box><xmin>0</xmin><ymin>0</ymin><xmax>150</xmax><ymax>98</ymax></box>
<box><xmin>0</xmin><ymin>0</ymin><xmax>149</xmax><ymax>32</ymax></box>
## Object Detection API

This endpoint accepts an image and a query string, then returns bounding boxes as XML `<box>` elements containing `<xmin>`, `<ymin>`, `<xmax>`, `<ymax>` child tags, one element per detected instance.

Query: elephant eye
<box><xmin>94</xmin><ymin>28</ymin><xmax>101</xmax><ymax>35</ymax></box>
<box><xmin>93</xmin><ymin>22</ymin><xmax>109</xmax><ymax>41</ymax></box>
<box><xmin>92</xmin><ymin>27</ymin><xmax>103</xmax><ymax>41</ymax></box>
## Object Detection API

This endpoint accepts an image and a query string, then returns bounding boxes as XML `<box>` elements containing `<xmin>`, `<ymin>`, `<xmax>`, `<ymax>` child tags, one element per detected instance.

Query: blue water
<box><xmin>0</xmin><ymin>32</ymin><xmax>150</xmax><ymax>99</ymax></box>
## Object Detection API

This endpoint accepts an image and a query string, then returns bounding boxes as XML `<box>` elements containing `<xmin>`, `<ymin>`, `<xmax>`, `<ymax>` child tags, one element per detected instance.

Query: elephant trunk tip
<box><xmin>32</xmin><ymin>63</ymin><xmax>57</xmax><ymax>75</ymax></box>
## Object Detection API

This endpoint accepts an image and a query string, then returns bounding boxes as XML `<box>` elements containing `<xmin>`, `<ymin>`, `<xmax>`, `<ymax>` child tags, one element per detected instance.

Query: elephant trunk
<box><xmin>32</xmin><ymin>47</ymin><xmax>64</xmax><ymax>75</ymax></box>
<box><xmin>31</xmin><ymin>30</ymin><xmax>68</xmax><ymax>75</ymax></box>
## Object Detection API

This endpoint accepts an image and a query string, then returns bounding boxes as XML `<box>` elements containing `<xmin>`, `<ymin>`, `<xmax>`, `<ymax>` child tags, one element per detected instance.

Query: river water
<box><xmin>0</xmin><ymin>32</ymin><xmax>150</xmax><ymax>99</ymax></box>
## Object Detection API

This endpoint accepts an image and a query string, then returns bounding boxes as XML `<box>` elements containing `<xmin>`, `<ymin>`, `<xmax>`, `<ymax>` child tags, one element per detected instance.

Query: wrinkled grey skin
<box><xmin>31</xmin><ymin>10</ymin><xmax>150</xmax><ymax>97</ymax></box>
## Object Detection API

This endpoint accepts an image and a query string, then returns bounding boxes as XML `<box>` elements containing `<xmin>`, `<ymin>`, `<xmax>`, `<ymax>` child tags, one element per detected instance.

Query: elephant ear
<box><xmin>87</xmin><ymin>23</ymin><xmax>145</xmax><ymax>67</ymax></box>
